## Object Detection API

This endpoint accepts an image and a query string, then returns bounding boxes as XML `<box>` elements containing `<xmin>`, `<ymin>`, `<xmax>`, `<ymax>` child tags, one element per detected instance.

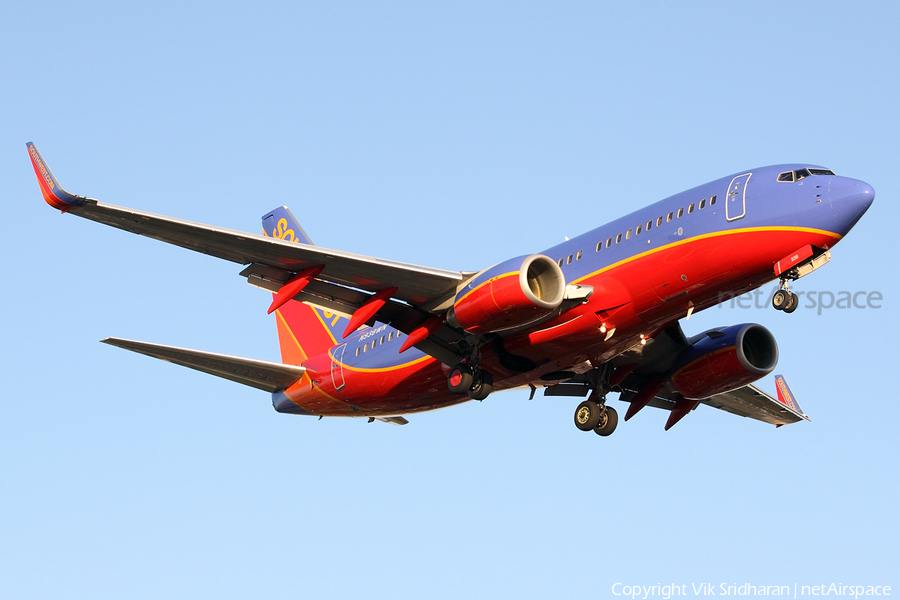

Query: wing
<box><xmin>544</xmin><ymin>322</ymin><xmax>810</xmax><ymax>428</ymax></box>
<box><xmin>28</xmin><ymin>143</ymin><xmax>466</xmax><ymax>310</ymax></box>
<box><xmin>102</xmin><ymin>337</ymin><xmax>307</xmax><ymax>393</ymax></box>
<box><xmin>701</xmin><ymin>380</ymin><xmax>809</xmax><ymax>425</ymax></box>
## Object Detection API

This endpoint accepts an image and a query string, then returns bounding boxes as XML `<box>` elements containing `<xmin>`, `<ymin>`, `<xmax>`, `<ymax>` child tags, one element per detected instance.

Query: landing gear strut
<box><xmin>573</xmin><ymin>363</ymin><xmax>619</xmax><ymax>437</ymax></box>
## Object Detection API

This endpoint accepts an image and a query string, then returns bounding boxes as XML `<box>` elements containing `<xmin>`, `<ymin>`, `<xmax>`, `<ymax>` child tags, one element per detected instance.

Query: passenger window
<box><xmin>677</xmin><ymin>208</ymin><xmax>684</xmax><ymax>218</ymax></box>
<box><xmin>566</xmin><ymin>254</ymin><xmax>573</xmax><ymax>265</ymax></box>
<box><xmin>558</xmin><ymin>258</ymin><xmax>564</xmax><ymax>267</ymax></box>
<box><xmin>596</xmin><ymin>241</ymin><xmax>602</xmax><ymax>252</ymax></box>
<box><xmin>380</xmin><ymin>335</ymin><xmax>385</xmax><ymax>345</ymax></box>
<box><xmin>371</xmin><ymin>340</ymin><xmax>376</xmax><ymax>350</ymax></box>
<box><xmin>710</xmin><ymin>195</ymin><xmax>717</xmax><ymax>206</ymax></box>
<box><xmin>626</xmin><ymin>229</ymin><xmax>632</xmax><ymax>240</ymax></box>
<box><xmin>636</xmin><ymin>224</ymin><xmax>642</xmax><ymax>235</ymax></box>
<box><xmin>688</xmin><ymin>203</ymin><xmax>695</xmax><ymax>214</ymax></box>
<box><xmin>699</xmin><ymin>199</ymin><xmax>706</xmax><ymax>209</ymax></box>
<box><xmin>388</xmin><ymin>332</ymin><xmax>393</xmax><ymax>341</ymax></box>
<box><xmin>576</xmin><ymin>250</ymin><xmax>583</xmax><ymax>261</ymax></box>
<box><xmin>355</xmin><ymin>347</ymin><xmax>360</xmax><ymax>357</ymax></box>
<box><xmin>362</xmin><ymin>344</ymin><xmax>367</xmax><ymax>353</ymax></box>
<box><xmin>657</xmin><ymin>216</ymin><xmax>663</xmax><ymax>227</ymax></box>
<box><xmin>606</xmin><ymin>237</ymin><xmax>612</xmax><ymax>248</ymax></box>
<box><xmin>616</xmin><ymin>233</ymin><xmax>622</xmax><ymax>243</ymax></box>
<box><xmin>667</xmin><ymin>212</ymin><xmax>673</xmax><ymax>222</ymax></box>
<box><xmin>647</xmin><ymin>220</ymin><xmax>653</xmax><ymax>231</ymax></box>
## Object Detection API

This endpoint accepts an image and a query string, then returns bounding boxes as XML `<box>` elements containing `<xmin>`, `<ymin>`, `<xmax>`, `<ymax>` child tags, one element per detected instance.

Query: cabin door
<box><xmin>331</xmin><ymin>343</ymin><xmax>347</xmax><ymax>391</ymax></box>
<box><xmin>726</xmin><ymin>173</ymin><xmax>751</xmax><ymax>221</ymax></box>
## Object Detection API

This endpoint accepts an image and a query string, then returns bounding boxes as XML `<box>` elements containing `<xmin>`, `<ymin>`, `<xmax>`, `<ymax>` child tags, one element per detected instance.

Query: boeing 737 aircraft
<box><xmin>27</xmin><ymin>143</ymin><xmax>874</xmax><ymax>436</ymax></box>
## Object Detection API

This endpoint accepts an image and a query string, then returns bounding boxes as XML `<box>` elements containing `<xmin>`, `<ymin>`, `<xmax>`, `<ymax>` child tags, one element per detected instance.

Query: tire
<box><xmin>783</xmin><ymin>292</ymin><xmax>799</xmax><ymax>314</ymax></box>
<box><xmin>447</xmin><ymin>364</ymin><xmax>474</xmax><ymax>394</ymax></box>
<box><xmin>772</xmin><ymin>289</ymin><xmax>790</xmax><ymax>310</ymax></box>
<box><xmin>594</xmin><ymin>406</ymin><xmax>618</xmax><ymax>437</ymax></box>
<box><xmin>468</xmin><ymin>370</ymin><xmax>493</xmax><ymax>401</ymax></box>
<box><xmin>574</xmin><ymin>400</ymin><xmax>601</xmax><ymax>431</ymax></box>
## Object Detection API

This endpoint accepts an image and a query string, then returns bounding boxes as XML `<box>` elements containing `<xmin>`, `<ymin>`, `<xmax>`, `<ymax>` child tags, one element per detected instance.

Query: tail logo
<box><xmin>273</xmin><ymin>218</ymin><xmax>297</xmax><ymax>242</ymax></box>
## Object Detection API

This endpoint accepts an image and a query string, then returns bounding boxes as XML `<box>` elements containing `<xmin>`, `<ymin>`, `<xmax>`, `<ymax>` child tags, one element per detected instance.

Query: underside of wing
<box><xmin>102</xmin><ymin>338</ymin><xmax>307</xmax><ymax>393</ymax></box>
<box><xmin>702</xmin><ymin>383</ymin><xmax>809</xmax><ymax>425</ymax></box>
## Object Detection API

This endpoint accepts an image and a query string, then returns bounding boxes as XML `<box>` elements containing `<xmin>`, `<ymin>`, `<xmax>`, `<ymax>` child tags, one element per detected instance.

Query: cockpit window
<box><xmin>778</xmin><ymin>168</ymin><xmax>835</xmax><ymax>182</ymax></box>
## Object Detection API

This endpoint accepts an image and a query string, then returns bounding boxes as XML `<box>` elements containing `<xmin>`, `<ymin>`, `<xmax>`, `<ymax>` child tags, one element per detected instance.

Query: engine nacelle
<box><xmin>447</xmin><ymin>254</ymin><xmax>566</xmax><ymax>334</ymax></box>
<box><xmin>670</xmin><ymin>324</ymin><xmax>778</xmax><ymax>399</ymax></box>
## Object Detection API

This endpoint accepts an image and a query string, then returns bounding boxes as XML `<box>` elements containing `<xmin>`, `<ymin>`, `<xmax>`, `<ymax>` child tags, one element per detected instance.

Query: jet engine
<box><xmin>669</xmin><ymin>324</ymin><xmax>778</xmax><ymax>399</ymax></box>
<box><xmin>447</xmin><ymin>254</ymin><xmax>566</xmax><ymax>334</ymax></box>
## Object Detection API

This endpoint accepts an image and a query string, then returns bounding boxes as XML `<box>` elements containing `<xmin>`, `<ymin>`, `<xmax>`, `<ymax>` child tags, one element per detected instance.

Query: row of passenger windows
<box><xmin>354</xmin><ymin>330</ymin><xmax>403</xmax><ymax>357</ymax></box>
<box><xmin>557</xmin><ymin>195</ymin><xmax>717</xmax><ymax>266</ymax></box>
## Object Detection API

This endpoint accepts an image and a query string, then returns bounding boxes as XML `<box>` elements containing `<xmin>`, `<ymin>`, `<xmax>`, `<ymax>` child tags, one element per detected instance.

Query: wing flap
<box><xmin>102</xmin><ymin>337</ymin><xmax>307</xmax><ymax>393</ymax></box>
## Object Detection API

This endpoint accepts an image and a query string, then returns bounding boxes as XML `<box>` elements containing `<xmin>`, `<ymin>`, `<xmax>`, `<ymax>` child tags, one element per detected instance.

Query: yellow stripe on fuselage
<box><xmin>572</xmin><ymin>226</ymin><xmax>842</xmax><ymax>286</ymax></box>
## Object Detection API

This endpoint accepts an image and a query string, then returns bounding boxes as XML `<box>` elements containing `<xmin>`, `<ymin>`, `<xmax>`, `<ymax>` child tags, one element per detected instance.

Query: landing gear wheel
<box><xmin>594</xmin><ymin>406</ymin><xmax>618</xmax><ymax>436</ymax></box>
<box><xmin>447</xmin><ymin>364</ymin><xmax>473</xmax><ymax>394</ymax></box>
<box><xmin>773</xmin><ymin>289</ymin><xmax>790</xmax><ymax>310</ymax></box>
<box><xmin>574</xmin><ymin>400</ymin><xmax>602</xmax><ymax>431</ymax></box>
<box><xmin>783</xmin><ymin>292</ymin><xmax>799</xmax><ymax>314</ymax></box>
<box><xmin>468</xmin><ymin>370</ymin><xmax>493</xmax><ymax>401</ymax></box>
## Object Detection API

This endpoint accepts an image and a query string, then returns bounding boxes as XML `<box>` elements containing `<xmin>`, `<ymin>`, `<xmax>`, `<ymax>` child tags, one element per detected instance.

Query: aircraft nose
<box><xmin>829</xmin><ymin>176</ymin><xmax>875</xmax><ymax>235</ymax></box>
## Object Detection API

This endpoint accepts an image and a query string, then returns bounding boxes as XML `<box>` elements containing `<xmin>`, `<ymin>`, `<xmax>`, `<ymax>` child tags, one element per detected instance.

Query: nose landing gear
<box><xmin>773</xmin><ymin>283</ymin><xmax>799</xmax><ymax>314</ymax></box>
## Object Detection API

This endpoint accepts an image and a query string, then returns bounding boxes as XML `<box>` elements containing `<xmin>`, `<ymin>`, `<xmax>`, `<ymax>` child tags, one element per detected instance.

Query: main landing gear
<box><xmin>772</xmin><ymin>281</ymin><xmax>799</xmax><ymax>314</ymax></box>
<box><xmin>573</xmin><ymin>363</ymin><xmax>619</xmax><ymax>437</ymax></box>
<box><xmin>574</xmin><ymin>397</ymin><xmax>618</xmax><ymax>436</ymax></box>
<box><xmin>447</xmin><ymin>363</ymin><xmax>494</xmax><ymax>401</ymax></box>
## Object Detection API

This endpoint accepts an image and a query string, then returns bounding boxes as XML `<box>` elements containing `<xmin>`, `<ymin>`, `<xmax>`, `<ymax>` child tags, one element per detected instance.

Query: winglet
<box><xmin>26</xmin><ymin>143</ymin><xmax>87</xmax><ymax>211</ymax></box>
<box><xmin>774</xmin><ymin>374</ymin><xmax>809</xmax><ymax>420</ymax></box>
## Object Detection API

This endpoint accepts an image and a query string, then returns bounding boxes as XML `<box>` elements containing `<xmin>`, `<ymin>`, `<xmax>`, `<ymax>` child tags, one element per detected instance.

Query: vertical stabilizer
<box><xmin>262</xmin><ymin>207</ymin><xmax>349</xmax><ymax>364</ymax></box>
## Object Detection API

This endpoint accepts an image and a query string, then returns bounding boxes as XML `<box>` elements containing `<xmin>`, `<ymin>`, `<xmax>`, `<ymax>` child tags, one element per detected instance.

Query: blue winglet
<box><xmin>26</xmin><ymin>143</ymin><xmax>86</xmax><ymax>212</ymax></box>
<box><xmin>774</xmin><ymin>374</ymin><xmax>807</xmax><ymax>418</ymax></box>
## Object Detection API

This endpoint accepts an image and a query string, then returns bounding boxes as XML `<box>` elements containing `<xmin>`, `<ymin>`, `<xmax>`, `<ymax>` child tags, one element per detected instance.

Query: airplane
<box><xmin>27</xmin><ymin>142</ymin><xmax>875</xmax><ymax>436</ymax></box>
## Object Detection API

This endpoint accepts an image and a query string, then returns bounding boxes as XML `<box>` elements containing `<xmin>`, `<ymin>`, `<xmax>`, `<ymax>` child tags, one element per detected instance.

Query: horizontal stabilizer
<box><xmin>101</xmin><ymin>337</ymin><xmax>307</xmax><ymax>393</ymax></box>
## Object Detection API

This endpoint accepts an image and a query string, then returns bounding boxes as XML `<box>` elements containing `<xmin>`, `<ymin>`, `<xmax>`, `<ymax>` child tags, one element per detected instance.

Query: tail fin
<box><xmin>262</xmin><ymin>207</ymin><xmax>350</xmax><ymax>364</ymax></box>
<box><xmin>262</xmin><ymin>206</ymin><xmax>314</xmax><ymax>244</ymax></box>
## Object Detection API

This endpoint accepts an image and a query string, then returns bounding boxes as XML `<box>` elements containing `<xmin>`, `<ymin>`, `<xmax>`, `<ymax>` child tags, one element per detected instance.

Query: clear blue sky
<box><xmin>2</xmin><ymin>2</ymin><xmax>897</xmax><ymax>598</ymax></box>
